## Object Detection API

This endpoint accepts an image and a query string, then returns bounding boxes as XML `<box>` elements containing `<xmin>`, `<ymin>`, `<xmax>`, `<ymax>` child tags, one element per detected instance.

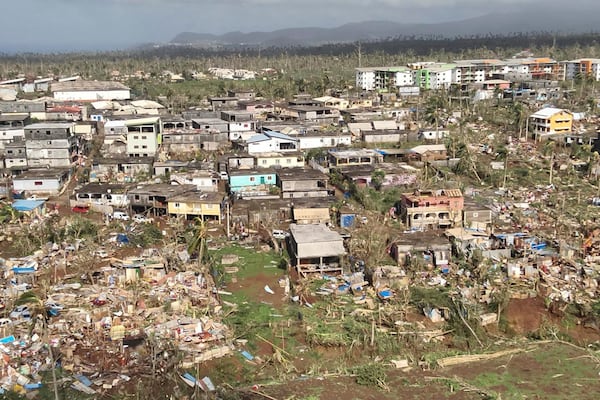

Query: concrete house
<box><xmin>292</xmin><ymin>199</ymin><xmax>333</xmax><ymax>225</ymax></box>
<box><xmin>390</xmin><ymin>232</ymin><xmax>452</xmax><ymax>268</ymax></box>
<box><xmin>0</xmin><ymin>101</ymin><xmax>46</xmax><ymax>120</ymax></box>
<box><xmin>399</xmin><ymin>189</ymin><xmax>464</xmax><ymax>230</ymax></box>
<box><xmin>73</xmin><ymin>183</ymin><xmax>130</xmax><ymax>209</ymax></box>
<box><xmin>409</xmin><ymin>144</ymin><xmax>448</xmax><ymax>162</ymax></box>
<box><xmin>289</xmin><ymin>223</ymin><xmax>346</xmax><ymax>276</ymax></box>
<box><xmin>125</xmin><ymin>117</ymin><xmax>161</xmax><ymax>157</ymax></box>
<box><xmin>24</xmin><ymin>122</ymin><xmax>77</xmax><ymax>168</ymax></box>
<box><xmin>90</xmin><ymin>157</ymin><xmax>153</xmax><ymax>183</ymax></box>
<box><xmin>169</xmin><ymin>171</ymin><xmax>219</xmax><ymax>192</ymax></box>
<box><xmin>128</xmin><ymin>184</ymin><xmax>196</xmax><ymax>216</ymax></box>
<box><xmin>162</xmin><ymin>130</ymin><xmax>227</xmax><ymax>152</ymax></box>
<box><xmin>362</xmin><ymin>129</ymin><xmax>405</xmax><ymax>144</ymax></box>
<box><xmin>327</xmin><ymin>148</ymin><xmax>383</xmax><ymax>169</ymax></box>
<box><xmin>3</xmin><ymin>138</ymin><xmax>28</xmax><ymax>170</ymax></box>
<box><xmin>276</xmin><ymin>168</ymin><xmax>329</xmax><ymax>199</ymax></box>
<box><xmin>50</xmin><ymin>80</ymin><xmax>131</xmax><ymax>101</ymax></box>
<box><xmin>13</xmin><ymin>168</ymin><xmax>70</xmax><ymax>195</ymax></box>
<box><xmin>0</xmin><ymin>114</ymin><xmax>29</xmax><ymax>150</ymax></box>
<box><xmin>167</xmin><ymin>191</ymin><xmax>225</xmax><ymax>221</ymax></box>
<box><xmin>246</xmin><ymin>130</ymin><xmax>298</xmax><ymax>155</ymax></box>
<box><xmin>255</xmin><ymin>152</ymin><xmax>305</xmax><ymax>169</ymax></box>
<box><xmin>191</xmin><ymin>118</ymin><xmax>229</xmax><ymax>134</ymax></box>
<box><xmin>229</xmin><ymin>169</ymin><xmax>277</xmax><ymax>198</ymax></box>
<box><xmin>295</xmin><ymin>131</ymin><xmax>352</xmax><ymax>150</ymax></box>
<box><xmin>529</xmin><ymin>107</ymin><xmax>573</xmax><ymax>140</ymax></box>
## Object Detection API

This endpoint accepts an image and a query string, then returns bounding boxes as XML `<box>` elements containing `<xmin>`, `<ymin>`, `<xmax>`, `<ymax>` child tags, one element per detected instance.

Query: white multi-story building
<box><xmin>123</xmin><ymin>117</ymin><xmax>161</xmax><ymax>157</ymax></box>
<box><xmin>565</xmin><ymin>59</ymin><xmax>600</xmax><ymax>81</ymax></box>
<box><xmin>355</xmin><ymin>68</ymin><xmax>376</xmax><ymax>91</ymax></box>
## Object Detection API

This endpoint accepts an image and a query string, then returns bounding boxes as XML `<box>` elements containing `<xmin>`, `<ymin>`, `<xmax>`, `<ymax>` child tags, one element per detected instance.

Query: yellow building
<box><xmin>529</xmin><ymin>107</ymin><xmax>573</xmax><ymax>140</ymax></box>
<box><xmin>167</xmin><ymin>191</ymin><xmax>224</xmax><ymax>221</ymax></box>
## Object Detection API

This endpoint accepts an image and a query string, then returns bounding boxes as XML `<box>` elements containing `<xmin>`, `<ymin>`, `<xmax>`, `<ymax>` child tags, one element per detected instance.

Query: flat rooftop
<box><xmin>51</xmin><ymin>80</ymin><xmax>130</xmax><ymax>92</ymax></box>
<box><xmin>289</xmin><ymin>223</ymin><xmax>344</xmax><ymax>244</ymax></box>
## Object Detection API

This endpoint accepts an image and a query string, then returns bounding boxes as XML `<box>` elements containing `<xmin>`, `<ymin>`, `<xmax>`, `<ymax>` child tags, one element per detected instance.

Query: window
<box><xmin>46</xmin><ymin>130</ymin><xmax>51</xmax><ymax>135</ymax></box>
<box><xmin>286</xmin><ymin>159</ymin><xmax>291</xmax><ymax>164</ymax></box>
<box><xmin>174</xmin><ymin>203</ymin><xmax>180</xmax><ymax>208</ymax></box>
<box><xmin>133</xmin><ymin>135</ymin><xmax>139</xmax><ymax>139</ymax></box>
<box><xmin>267</xmin><ymin>176</ymin><xmax>272</xmax><ymax>180</ymax></box>
<box><xmin>134</xmin><ymin>145</ymin><xmax>139</xmax><ymax>149</ymax></box>
<box><xmin>249</xmin><ymin>177</ymin><xmax>255</xmax><ymax>182</ymax></box>
<box><xmin>142</xmin><ymin>145</ymin><xmax>147</xmax><ymax>149</ymax></box>
<box><xmin>34</xmin><ymin>181</ymin><xmax>43</xmax><ymax>186</ymax></box>
<box><xmin>141</xmin><ymin>135</ymin><xmax>147</xmax><ymax>139</ymax></box>
<box><xmin>48</xmin><ymin>141</ymin><xmax>52</xmax><ymax>145</ymax></box>
<box><xmin>262</xmin><ymin>160</ymin><xmax>267</xmax><ymax>165</ymax></box>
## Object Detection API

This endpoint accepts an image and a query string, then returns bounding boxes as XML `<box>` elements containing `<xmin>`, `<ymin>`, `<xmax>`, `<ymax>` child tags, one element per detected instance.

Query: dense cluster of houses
<box><xmin>356</xmin><ymin>57</ymin><xmax>600</xmax><ymax>91</ymax></box>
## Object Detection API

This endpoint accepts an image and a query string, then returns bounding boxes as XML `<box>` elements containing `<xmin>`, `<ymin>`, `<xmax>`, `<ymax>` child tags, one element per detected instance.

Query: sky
<box><xmin>1</xmin><ymin>0</ymin><xmax>597</xmax><ymax>53</ymax></box>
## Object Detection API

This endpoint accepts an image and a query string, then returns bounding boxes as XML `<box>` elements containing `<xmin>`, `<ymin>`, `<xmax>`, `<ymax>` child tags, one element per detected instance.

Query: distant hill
<box><xmin>170</xmin><ymin>7</ymin><xmax>600</xmax><ymax>48</ymax></box>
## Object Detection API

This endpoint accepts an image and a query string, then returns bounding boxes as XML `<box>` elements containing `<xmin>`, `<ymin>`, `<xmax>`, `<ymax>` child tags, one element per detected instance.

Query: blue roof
<box><xmin>12</xmin><ymin>199</ymin><xmax>45</xmax><ymax>211</ymax></box>
<box><xmin>263</xmin><ymin>129</ymin><xmax>297</xmax><ymax>141</ymax></box>
<box><xmin>246</xmin><ymin>134</ymin><xmax>270</xmax><ymax>144</ymax></box>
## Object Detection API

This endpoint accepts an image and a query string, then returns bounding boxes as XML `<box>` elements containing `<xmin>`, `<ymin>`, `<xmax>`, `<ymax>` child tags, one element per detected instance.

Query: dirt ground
<box><xmin>505</xmin><ymin>297</ymin><xmax>600</xmax><ymax>343</ymax></box>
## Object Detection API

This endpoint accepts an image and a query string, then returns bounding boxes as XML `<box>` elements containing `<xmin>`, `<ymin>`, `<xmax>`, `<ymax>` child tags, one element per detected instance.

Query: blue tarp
<box><xmin>116</xmin><ymin>234</ymin><xmax>129</xmax><ymax>244</ymax></box>
<box><xmin>12</xmin><ymin>199</ymin><xmax>45</xmax><ymax>212</ymax></box>
<box><xmin>0</xmin><ymin>335</ymin><xmax>15</xmax><ymax>344</ymax></box>
<box><xmin>12</xmin><ymin>267</ymin><xmax>36</xmax><ymax>274</ymax></box>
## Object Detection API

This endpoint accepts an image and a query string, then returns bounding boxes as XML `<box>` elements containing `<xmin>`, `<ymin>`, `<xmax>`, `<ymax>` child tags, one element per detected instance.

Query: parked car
<box><xmin>219</xmin><ymin>171</ymin><xmax>229</xmax><ymax>180</ymax></box>
<box><xmin>9</xmin><ymin>305</ymin><xmax>32</xmax><ymax>320</ymax></box>
<box><xmin>71</xmin><ymin>205</ymin><xmax>90</xmax><ymax>214</ymax></box>
<box><xmin>133</xmin><ymin>214</ymin><xmax>152</xmax><ymax>223</ymax></box>
<box><xmin>112</xmin><ymin>211</ymin><xmax>130</xmax><ymax>221</ymax></box>
<box><xmin>272</xmin><ymin>229</ymin><xmax>289</xmax><ymax>240</ymax></box>
<box><xmin>0</xmin><ymin>318</ymin><xmax>12</xmax><ymax>328</ymax></box>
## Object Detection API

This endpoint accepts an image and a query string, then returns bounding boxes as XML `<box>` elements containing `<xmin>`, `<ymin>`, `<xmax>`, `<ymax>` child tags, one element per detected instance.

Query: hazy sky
<box><xmin>1</xmin><ymin>0</ymin><xmax>596</xmax><ymax>52</ymax></box>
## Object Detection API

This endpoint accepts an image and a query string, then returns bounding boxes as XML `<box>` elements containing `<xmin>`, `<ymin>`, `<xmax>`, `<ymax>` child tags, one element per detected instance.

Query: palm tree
<box><xmin>187</xmin><ymin>217</ymin><xmax>209</xmax><ymax>268</ymax></box>
<box><xmin>15</xmin><ymin>291</ymin><xmax>60</xmax><ymax>400</ymax></box>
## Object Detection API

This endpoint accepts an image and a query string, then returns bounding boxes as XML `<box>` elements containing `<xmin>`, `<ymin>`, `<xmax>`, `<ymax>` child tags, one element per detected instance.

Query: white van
<box><xmin>112</xmin><ymin>211</ymin><xmax>130</xmax><ymax>221</ymax></box>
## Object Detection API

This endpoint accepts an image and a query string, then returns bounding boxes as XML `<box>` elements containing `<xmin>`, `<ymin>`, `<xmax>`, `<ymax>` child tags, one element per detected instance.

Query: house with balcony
<box><xmin>245</xmin><ymin>130</ymin><xmax>298</xmax><ymax>155</ymax></box>
<box><xmin>289</xmin><ymin>223</ymin><xmax>346</xmax><ymax>277</ymax></box>
<box><xmin>72</xmin><ymin>183</ymin><xmax>130</xmax><ymax>209</ymax></box>
<box><xmin>167</xmin><ymin>191</ymin><xmax>225</xmax><ymax>222</ymax></box>
<box><xmin>529</xmin><ymin>107</ymin><xmax>573</xmax><ymax>140</ymax></box>
<box><xmin>327</xmin><ymin>148</ymin><xmax>383</xmax><ymax>169</ymax></box>
<box><xmin>127</xmin><ymin>184</ymin><xmax>196</xmax><ymax>216</ymax></box>
<box><xmin>399</xmin><ymin>189</ymin><xmax>464</xmax><ymax>230</ymax></box>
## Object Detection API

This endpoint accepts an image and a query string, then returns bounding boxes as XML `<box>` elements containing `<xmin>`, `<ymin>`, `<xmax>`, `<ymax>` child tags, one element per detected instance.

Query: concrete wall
<box><xmin>13</xmin><ymin>178</ymin><xmax>63</xmax><ymax>194</ymax></box>
<box><xmin>298</xmin><ymin>135</ymin><xmax>352</xmax><ymax>149</ymax></box>
<box><xmin>53</xmin><ymin>89</ymin><xmax>130</xmax><ymax>101</ymax></box>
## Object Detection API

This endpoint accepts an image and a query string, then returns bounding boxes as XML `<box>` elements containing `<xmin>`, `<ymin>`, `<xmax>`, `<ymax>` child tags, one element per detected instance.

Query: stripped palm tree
<box><xmin>187</xmin><ymin>217</ymin><xmax>209</xmax><ymax>268</ymax></box>
<box><xmin>15</xmin><ymin>291</ymin><xmax>60</xmax><ymax>400</ymax></box>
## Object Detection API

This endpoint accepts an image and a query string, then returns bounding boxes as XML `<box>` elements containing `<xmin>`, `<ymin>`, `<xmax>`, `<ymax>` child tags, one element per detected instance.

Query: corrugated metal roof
<box><xmin>530</xmin><ymin>107</ymin><xmax>570</xmax><ymax>119</ymax></box>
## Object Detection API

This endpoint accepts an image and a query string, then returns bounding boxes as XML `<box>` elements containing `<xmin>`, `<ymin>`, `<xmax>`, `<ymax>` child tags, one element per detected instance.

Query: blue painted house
<box><xmin>229</xmin><ymin>169</ymin><xmax>276</xmax><ymax>198</ymax></box>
